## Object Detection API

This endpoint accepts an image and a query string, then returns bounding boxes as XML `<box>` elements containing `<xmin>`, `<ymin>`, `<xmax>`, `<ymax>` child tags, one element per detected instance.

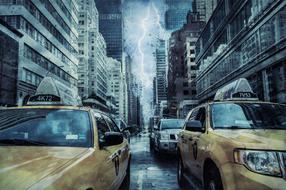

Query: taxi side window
<box><xmin>94</xmin><ymin>112</ymin><xmax>110</xmax><ymax>143</ymax></box>
<box><xmin>102</xmin><ymin>115</ymin><xmax>120</xmax><ymax>133</ymax></box>
<box><xmin>195</xmin><ymin>107</ymin><xmax>206</xmax><ymax>128</ymax></box>
<box><xmin>188</xmin><ymin>108</ymin><xmax>199</xmax><ymax>121</ymax></box>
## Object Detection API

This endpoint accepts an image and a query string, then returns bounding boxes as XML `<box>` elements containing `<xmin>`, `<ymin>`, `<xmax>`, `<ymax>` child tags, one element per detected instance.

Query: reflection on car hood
<box><xmin>213</xmin><ymin>129</ymin><xmax>286</xmax><ymax>150</ymax></box>
<box><xmin>161</xmin><ymin>129</ymin><xmax>181</xmax><ymax>134</ymax></box>
<box><xmin>0</xmin><ymin>146</ymin><xmax>90</xmax><ymax>189</ymax></box>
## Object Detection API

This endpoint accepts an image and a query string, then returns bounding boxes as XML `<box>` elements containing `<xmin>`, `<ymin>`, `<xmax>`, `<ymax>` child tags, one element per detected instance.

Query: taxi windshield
<box><xmin>0</xmin><ymin>109</ymin><xmax>92</xmax><ymax>147</ymax></box>
<box><xmin>161</xmin><ymin>119</ymin><xmax>185</xmax><ymax>130</ymax></box>
<box><xmin>211</xmin><ymin>103</ymin><xmax>286</xmax><ymax>129</ymax></box>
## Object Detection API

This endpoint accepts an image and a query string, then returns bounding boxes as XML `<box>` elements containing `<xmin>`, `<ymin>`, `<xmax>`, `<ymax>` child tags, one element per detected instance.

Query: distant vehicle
<box><xmin>152</xmin><ymin>118</ymin><xmax>185</xmax><ymax>154</ymax></box>
<box><xmin>0</xmin><ymin>77</ymin><xmax>132</xmax><ymax>190</ymax></box>
<box><xmin>177</xmin><ymin>78</ymin><xmax>286</xmax><ymax>190</ymax></box>
<box><xmin>177</xmin><ymin>100</ymin><xmax>198</xmax><ymax>119</ymax></box>
<box><xmin>148</xmin><ymin>116</ymin><xmax>160</xmax><ymax>132</ymax></box>
<box><xmin>115</xmin><ymin>118</ymin><xmax>131</xmax><ymax>142</ymax></box>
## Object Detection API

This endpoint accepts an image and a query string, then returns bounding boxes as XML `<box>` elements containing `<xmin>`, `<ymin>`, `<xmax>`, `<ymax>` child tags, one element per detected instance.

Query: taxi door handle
<box><xmin>118</xmin><ymin>149</ymin><xmax>122</xmax><ymax>155</ymax></box>
<box><xmin>108</xmin><ymin>153</ymin><xmax>118</xmax><ymax>161</ymax></box>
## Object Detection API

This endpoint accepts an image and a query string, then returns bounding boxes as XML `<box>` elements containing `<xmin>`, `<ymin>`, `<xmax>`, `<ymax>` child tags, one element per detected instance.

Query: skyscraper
<box><xmin>155</xmin><ymin>39</ymin><xmax>167</xmax><ymax>113</ymax></box>
<box><xmin>167</xmin><ymin>12</ymin><xmax>204</xmax><ymax>116</ymax></box>
<box><xmin>0</xmin><ymin>0</ymin><xmax>79</xmax><ymax>105</ymax></box>
<box><xmin>107</xmin><ymin>57</ymin><xmax>123</xmax><ymax>116</ymax></box>
<box><xmin>165</xmin><ymin>0</ymin><xmax>192</xmax><ymax>31</ymax></box>
<box><xmin>95</xmin><ymin>0</ymin><xmax>123</xmax><ymax>62</ymax></box>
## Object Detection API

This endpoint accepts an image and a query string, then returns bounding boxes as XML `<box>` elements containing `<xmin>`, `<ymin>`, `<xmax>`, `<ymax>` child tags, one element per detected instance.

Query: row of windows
<box><xmin>23</xmin><ymin>68</ymin><xmax>43</xmax><ymax>86</ymax></box>
<box><xmin>53</xmin><ymin>0</ymin><xmax>78</xmax><ymax>27</ymax></box>
<box><xmin>0</xmin><ymin>0</ymin><xmax>77</xmax><ymax>54</ymax></box>
<box><xmin>1</xmin><ymin>16</ymin><xmax>77</xmax><ymax>68</ymax></box>
<box><xmin>197</xmin><ymin>5</ymin><xmax>286</xmax><ymax>95</ymax></box>
<box><xmin>38</xmin><ymin>0</ymin><xmax>78</xmax><ymax>52</ymax></box>
<box><xmin>196</xmin><ymin>0</ymin><xmax>275</xmax><ymax>62</ymax></box>
<box><xmin>197</xmin><ymin>0</ymin><xmax>277</xmax><ymax>76</ymax></box>
<box><xmin>24</xmin><ymin>44</ymin><xmax>77</xmax><ymax>86</ymax></box>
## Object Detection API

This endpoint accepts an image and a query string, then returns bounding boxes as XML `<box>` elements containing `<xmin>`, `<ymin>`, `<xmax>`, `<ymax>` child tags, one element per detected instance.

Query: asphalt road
<box><xmin>129</xmin><ymin>132</ymin><xmax>202</xmax><ymax>190</ymax></box>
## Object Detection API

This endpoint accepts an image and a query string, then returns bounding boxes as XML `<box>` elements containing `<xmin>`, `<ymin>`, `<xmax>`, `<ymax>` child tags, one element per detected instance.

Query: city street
<box><xmin>129</xmin><ymin>132</ymin><xmax>202</xmax><ymax>190</ymax></box>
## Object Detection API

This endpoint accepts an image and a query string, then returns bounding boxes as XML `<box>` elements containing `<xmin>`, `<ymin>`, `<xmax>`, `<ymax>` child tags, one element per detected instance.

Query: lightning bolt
<box><xmin>151</xmin><ymin>2</ymin><xmax>164</xmax><ymax>38</ymax></box>
<box><xmin>137</xmin><ymin>4</ymin><xmax>151</xmax><ymax>86</ymax></box>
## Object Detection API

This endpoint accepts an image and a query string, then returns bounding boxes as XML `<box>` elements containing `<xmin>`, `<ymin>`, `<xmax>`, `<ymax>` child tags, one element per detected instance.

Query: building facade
<box><xmin>155</xmin><ymin>39</ymin><xmax>167</xmax><ymax>115</ymax></box>
<box><xmin>77</xmin><ymin>0</ymin><xmax>97</xmax><ymax>98</ymax></box>
<box><xmin>196</xmin><ymin>0</ymin><xmax>286</xmax><ymax>103</ymax></box>
<box><xmin>95</xmin><ymin>0</ymin><xmax>123</xmax><ymax>62</ymax></box>
<box><xmin>88</xmin><ymin>29</ymin><xmax>108</xmax><ymax>100</ymax></box>
<box><xmin>165</xmin><ymin>0</ymin><xmax>192</xmax><ymax>31</ymax></box>
<box><xmin>167</xmin><ymin>12</ymin><xmax>205</xmax><ymax>116</ymax></box>
<box><xmin>129</xmin><ymin>74</ymin><xmax>143</xmax><ymax>128</ymax></box>
<box><xmin>107</xmin><ymin>57</ymin><xmax>123</xmax><ymax>117</ymax></box>
<box><xmin>0</xmin><ymin>0</ymin><xmax>79</xmax><ymax>105</ymax></box>
<box><xmin>77</xmin><ymin>0</ymin><xmax>109</xmax><ymax>105</ymax></box>
<box><xmin>0</xmin><ymin>19</ymin><xmax>22</xmax><ymax>106</ymax></box>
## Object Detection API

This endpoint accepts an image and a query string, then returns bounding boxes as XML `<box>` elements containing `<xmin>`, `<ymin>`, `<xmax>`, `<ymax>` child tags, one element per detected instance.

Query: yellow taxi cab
<box><xmin>0</xmin><ymin>77</ymin><xmax>131</xmax><ymax>190</ymax></box>
<box><xmin>177</xmin><ymin>78</ymin><xmax>286</xmax><ymax>190</ymax></box>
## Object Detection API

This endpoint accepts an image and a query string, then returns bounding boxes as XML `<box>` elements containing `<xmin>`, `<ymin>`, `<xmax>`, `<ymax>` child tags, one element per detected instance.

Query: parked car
<box><xmin>152</xmin><ymin>118</ymin><xmax>185</xmax><ymax>154</ymax></box>
<box><xmin>0</xmin><ymin>77</ymin><xmax>132</xmax><ymax>190</ymax></box>
<box><xmin>177</xmin><ymin>78</ymin><xmax>286</xmax><ymax>190</ymax></box>
<box><xmin>115</xmin><ymin>118</ymin><xmax>131</xmax><ymax>142</ymax></box>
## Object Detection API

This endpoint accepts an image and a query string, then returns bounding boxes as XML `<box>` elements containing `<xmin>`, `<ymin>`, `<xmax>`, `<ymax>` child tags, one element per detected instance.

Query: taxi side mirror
<box><xmin>104</xmin><ymin>132</ymin><xmax>124</xmax><ymax>146</ymax></box>
<box><xmin>185</xmin><ymin>120</ymin><xmax>204</xmax><ymax>132</ymax></box>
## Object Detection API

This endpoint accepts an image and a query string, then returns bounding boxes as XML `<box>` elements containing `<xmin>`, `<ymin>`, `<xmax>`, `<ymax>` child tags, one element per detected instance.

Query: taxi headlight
<box><xmin>159</xmin><ymin>133</ymin><xmax>169</xmax><ymax>140</ymax></box>
<box><xmin>234</xmin><ymin>149</ymin><xmax>282</xmax><ymax>177</ymax></box>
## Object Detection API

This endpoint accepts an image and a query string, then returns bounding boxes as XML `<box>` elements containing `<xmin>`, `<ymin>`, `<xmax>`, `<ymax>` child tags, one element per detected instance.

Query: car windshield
<box><xmin>211</xmin><ymin>103</ymin><xmax>286</xmax><ymax>129</ymax></box>
<box><xmin>161</xmin><ymin>119</ymin><xmax>185</xmax><ymax>130</ymax></box>
<box><xmin>0</xmin><ymin>109</ymin><xmax>92</xmax><ymax>147</ymax></box>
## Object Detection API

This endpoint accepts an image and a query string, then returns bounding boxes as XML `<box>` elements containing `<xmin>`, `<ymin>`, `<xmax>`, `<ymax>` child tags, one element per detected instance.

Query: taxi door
<box><xmin>180</xmin><ymin>108</ymin><xmax>199</xmax><ymax>170</ymax></box>
<box><xmin>103</xmin><ymin>115</ymin><xmax>129</xmax><ymax>188</ymax></box>
<box><xmin>187</xmin><ymin>107</ymin><xmax>207</xmax><ymax>179</ymax></box>
<box><xmin>93</xmin><ymin>113</ymin><xmax>120</xmax><ymax>189</ymax></box>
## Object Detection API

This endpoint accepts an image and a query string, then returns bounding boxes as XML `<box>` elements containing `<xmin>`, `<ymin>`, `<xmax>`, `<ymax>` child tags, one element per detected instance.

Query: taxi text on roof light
<box><xmin>27</xmin><ymin>77</ymin><xmax>82</xmax><ymax>106</ymax></box>
<box><xmin>214</xmin><ymin>78</ymin><xmax>259</xmax><ymax>101</ymax></box>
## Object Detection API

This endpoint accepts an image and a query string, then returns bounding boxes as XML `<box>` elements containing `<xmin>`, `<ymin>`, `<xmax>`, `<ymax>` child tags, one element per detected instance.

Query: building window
<box><xmin>183</xmin><ymin>90</ymin><xmax>189</xmax><ymax>95</ymax></box>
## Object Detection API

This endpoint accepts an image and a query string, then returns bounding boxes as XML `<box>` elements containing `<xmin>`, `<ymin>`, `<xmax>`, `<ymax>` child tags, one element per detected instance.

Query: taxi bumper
<box><xmin>221</xmin><ymin>163</ymin><xmax>286</xmax><ymax>190</ymax></box>
<box><xmin>158</xmin><ymin>140</ymin><xmax>177</xmax><ymax>153</ymax></box>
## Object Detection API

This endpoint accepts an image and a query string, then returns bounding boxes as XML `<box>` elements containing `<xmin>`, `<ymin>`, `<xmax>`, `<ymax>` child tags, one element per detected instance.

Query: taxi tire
<box><xmin>120</xmin><ymin>161</ymin><xmax>130</xmax><ymax>190</ymax></box>
<box><xmin>177</xmin><ymin>155</ymin><xmax>187</xmax><ymax>187</ymax></box>
<box><xmin>204</xmin><ymin>166</ymin><xmax>223</xmax><ymax>190</ymax></box>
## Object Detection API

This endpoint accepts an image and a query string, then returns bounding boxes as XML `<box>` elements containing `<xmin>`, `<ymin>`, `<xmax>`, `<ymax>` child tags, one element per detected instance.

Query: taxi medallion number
<box><xmin>29</xmin><ymin>94</ymin><xmax>61</xmax><ymax>102</ymax></box>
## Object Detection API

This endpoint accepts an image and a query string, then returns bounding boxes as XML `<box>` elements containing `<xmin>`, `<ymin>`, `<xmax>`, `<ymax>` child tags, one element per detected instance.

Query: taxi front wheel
<box><xmin>204</xmin><ymin>166</ymin><xmax>223</xmax><ymax>190</ymax></box>
<box><xmin>177</xmin><ymin>155</ymin><xmax>187</xmax><ymax>187</ymax></box>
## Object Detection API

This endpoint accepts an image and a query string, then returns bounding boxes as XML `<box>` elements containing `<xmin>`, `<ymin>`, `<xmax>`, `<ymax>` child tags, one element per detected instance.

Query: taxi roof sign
<box><xmin>214</xmin><ymin>78</ymin><xmax>258</xmax><ymax>101</ymax></box>
<box><xmin>27</xmin><ymin>77</ymin><xmax>82</xmax><ymax>106</ymax></box>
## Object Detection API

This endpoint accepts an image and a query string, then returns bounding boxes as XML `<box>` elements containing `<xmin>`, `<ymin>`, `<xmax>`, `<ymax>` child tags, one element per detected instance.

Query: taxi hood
<box><xmin>0</xmin><ymin>146</ymin><xmax>91</xmax><ymax>189</ymax></box>
<box><xmin>213</xmin><ymin>129</ymin><xmax>286</xmax><ymax>150</ymax></box>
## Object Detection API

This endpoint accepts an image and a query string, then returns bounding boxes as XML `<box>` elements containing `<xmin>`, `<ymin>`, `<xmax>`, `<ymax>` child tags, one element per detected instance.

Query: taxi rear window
<box><xmin>0</xmin><ymin>109</ymin><xmax>92</xmax><ymax>147</ymax></box>
<box><xmin>211</xmin><ymin>103</ymin><xmax>286</xmax><ymax>130</ymax></box>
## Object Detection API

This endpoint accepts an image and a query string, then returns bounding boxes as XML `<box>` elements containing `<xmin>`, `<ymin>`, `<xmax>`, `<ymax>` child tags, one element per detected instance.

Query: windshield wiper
<box><xmin>0</xmin><ymin>139</ymin><xmax>48</xmax><ymax>146</ymax></box>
